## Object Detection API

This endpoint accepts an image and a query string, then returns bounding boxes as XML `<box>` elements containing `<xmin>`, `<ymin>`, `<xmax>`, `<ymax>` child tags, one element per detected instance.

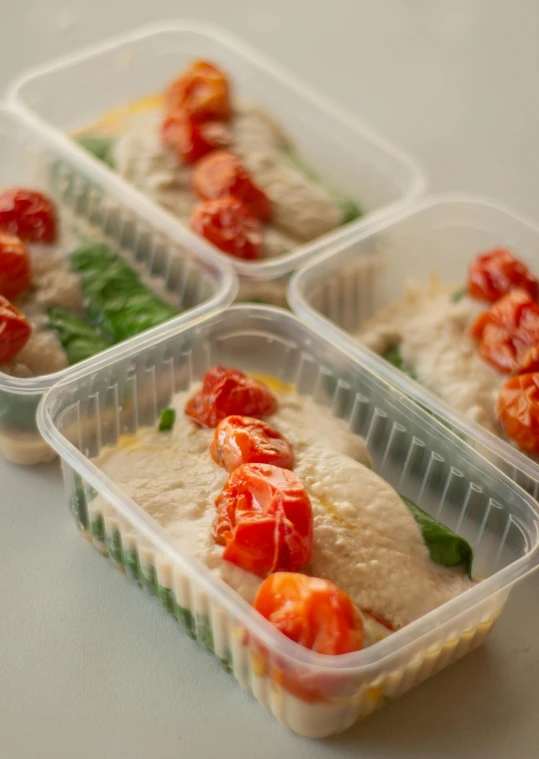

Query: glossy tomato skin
<box><xmin>165</xmin><ymin>60</ymin><xmax>231</xmax><ymax>122</ymax></box>
<box><xmin>191</xmin><ymin>197</ymin><xmax>263</xmax><ymax>260</ymax></box>
<box><xmin>0</xmin><ymin>296</ymin><xmax>32</xmax><ymax>364</ymax></box>
<box><xmin>0</xmin><ymin>188</ymin><xmax>56</xmax><ymax>244</ymax></box>
<box><xmin>468</xmin><ymin>248</ymin><xmax>539</xmax><ymax>303</ymax></box>
<box><xmin>185</xmin><ymin>366</ymin><xmax>277</xmax><ymax>428</ymax></box>
<box><xmin>0</xmin><ymin>231</ymin><xmax>32</xmax><ymax>300</ymax></box>
<box><xmin>213</xmin><ymin>463</ymin><xmax>313</xmax><ymax>577</ymax></box>
<box><xmin>469</xmin><ymin>289</ymin><xmax>539</xmax><ymax>373</ymax></box>
<box><xmin>254</xmin><ymin>572</ymin><xmax>364</xmax><ymax>655</ymax></box>
<box><xmin>192</xmin><ymin>151</ymin><xmax>272</xmax><ymax>222</ymax></box>
<box><xmin>161</xmin><ymin>113</ymin><xmax>231</xmax><ymax>164</ymax></box>
<box><xmin>211</xmin><ymin>415</ymin><xmax>293</xmax><ymax>472</ymax></box>
<box><xmin>497</xmin><ymin>373</ymin><xmax>539</xmax><ymax>454</ymax></box>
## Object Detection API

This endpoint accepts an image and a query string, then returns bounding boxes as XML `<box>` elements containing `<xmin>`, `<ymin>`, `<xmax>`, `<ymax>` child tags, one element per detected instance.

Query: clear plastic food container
<box><xmin>38</xmin><ymin>304</ymin><xmax>539</xmax><ymax>737</ymax></box>
<box><xmin>8</xmin><ymin>19</ymin><xmax>426</xmax><ymax>305</ymax></box>
<box><xmin>289</xmin><ymin>194</ymin><xmax>539</xmax><ymax>497</ymax></box>
<box><xmin>0</xmin><ymin>109</ymin><xmax>236</xmax><ymax>465</ymax></box>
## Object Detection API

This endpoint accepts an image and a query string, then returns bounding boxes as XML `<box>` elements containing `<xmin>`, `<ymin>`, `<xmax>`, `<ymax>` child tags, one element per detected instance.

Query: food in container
<box><xmin>76</xmin><ymin>59</ymin><xmax>362</xmax><ymax>263</ymax></box>
<box><xmin>91</xmin><ymin>365</ymin><xmax>475</xmax><ymax>650</ymax></box>
<box><xmin>9</xmin><ymin>21</ymin><xmax>425</xmax><ymax>305</ymax></box>
<box><xmin>38</xmin><ymin>305</ymin><xmax>539</xmax><ymax>736</ymax></box>
<box><xmin>0</xmin><ymin>109</ymin><xmax>235</xmax><ymax>465</ymax></box>
<box><xmin>289</xmin><ymin>196</ymin><xmax>539</xmax><ymax>495</ymax></box>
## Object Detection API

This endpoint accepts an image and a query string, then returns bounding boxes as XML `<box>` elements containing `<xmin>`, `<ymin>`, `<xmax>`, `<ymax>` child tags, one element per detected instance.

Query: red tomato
<box><xmin>467</xmin><ymin>248</ymin><xmax>539</xmax><ymax>303</ymax></box>
<box><xmin>185</xmin><ymin>366</ymin><xmax>277</xmax><ymax>428</ymax></box>
<box><xmin>0</xmin><ymin>188</ymin><xmax>56</xmax><ymax>244</ymax></box>
<box><xmin>192</xmin><ymin>151</ymin><xmax>271</xmax><ymax>222</ymax></box>
<box><xmin>0</xmin><ymin>296</ymin><xmax>32</xmax><ymax>364</ymax></box>
<box><xmin>497</xmin><ymin>373</ymin><xmax>539</xmax><ymax>454</ymax></box>
<box><xmin>254</xmin><ymin>573</ymin><xmax>364</xmax><ymax>655</ymax></box>
<box><xmin>191</xmin><ymin>198</ymin><xmax>262</xmax><ymax>260</ymax></box>
<box><xmin>0</xmin><ymin>231</ymin><xmax>32</xmax><ymax>300</ymax></box>
<box><xmin>469</xmin><ymin>289</ymin><xmax>539</xmax><ymax>374</ymax></box>
<box><xmin>213</xmin><ymin>464</ymin><xmax>313</xmax><ymax>577</ymax></box>
<box><xmin>211</xmin><ymin>415</ymin><xmax>294</xmax><ymax>472</ymax></box>
<box><xmin>165</xmin><ymin>60</ymin><xmax>231</xmax><ymax>122</ymax></box>
<box><xmin>161</xmin><ymin>113</ymin><xmax>231</xmax><ymax>164</ymax></box>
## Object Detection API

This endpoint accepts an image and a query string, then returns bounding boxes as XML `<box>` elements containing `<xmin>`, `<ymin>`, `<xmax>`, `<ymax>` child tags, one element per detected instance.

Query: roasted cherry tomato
<box><xmin>254</xmin><ymin>573</ymin><xmax>364</xmax><ymax>655</ymax></box>
<box><xmin>211</xmin><ymin>415</ymin><xmax>294</xmax><ymax>472</ymax></box>
<box><xmin>161</xmin><ymin>113</ymin><xmax>231</xmax><ymax>164</ymax></box>
<box><xmin>213</xmin><ymin>464</ymin><xmax>313</xmax><ymax>577</ymax></box>
<box><xmin>185</xmin><ymin>366</ymin><xmax>277</xmax><ymax>428</ymax></box>
<box><xmin>497</xmin><ymin>373</ymin><xmax>539</xmax><ymax>454</ymax></box>
<box><xmin>0</xmin><ymin>231</ymin><xmax>32</xmax><ymax>300</ymax></box>
<box><xmin>467</xmin><ymin>248</ymin><xmax>539</xmax><ymax>303</ymax></box>
<box><xmin>0</xmin><ymin>296</ymin><xmax>32</xmax><ymax>364</ymax></box>
<box><xmin>0</xmin><ymin>188</ymin><xmax>56</xmax><ymax>244</ymax></box>
<box><xmin>165</xmin><ymin>60</ymin><xmax>231</xmax><ymax>122</ymax></box>
<box><xmin>469</xmin><ymin>289</ymin><xmax>539</xmax><ymax>374</ymax></box>
<box><xmin>191</xmin><ymin>197</ymin><xmax>262</xmax><ymax>260</ymax></box>
<box><xmin>192</xmin><ymin>151</ymin><xmax>271</xmax><ymax>222</ymax></box>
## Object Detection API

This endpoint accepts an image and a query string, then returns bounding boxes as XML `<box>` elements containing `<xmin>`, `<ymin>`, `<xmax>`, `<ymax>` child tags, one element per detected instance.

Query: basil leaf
<box><xmin>158</xmin><ymin>408</ymin><xmax>176</xmax><ymax>432</ymax></box>
<box><xmin>382</xmin><ymin>344</ymin><xmax>417</xmax><ymax>380</ymax></box>
<box><xmin>279</xmin><ymin>147</ymin><xmax>362</xmax><ymax>224</ymax></box>
<box><xmin>76</xmin><ymin>135</ymin><xmax>116</xmax><ymax>169</ymax></box>
<box><xmin>401</xmin><ymin>495</ymin><xmax>473</xmax><ymax>578</ymax></box>
<box><xmin>452</xmin><ymin>287</ymin><xmax>466</xmax><ymax>303</ymax></box>
<box><xmin>70</xmin><ymin>243</ymin><xmax>178</xmax><ymax>342</ymax></box>
<box><xmin>48</xmin><ymin>306</ymin><xmax>112</xmax><ymax>365</ymax></box>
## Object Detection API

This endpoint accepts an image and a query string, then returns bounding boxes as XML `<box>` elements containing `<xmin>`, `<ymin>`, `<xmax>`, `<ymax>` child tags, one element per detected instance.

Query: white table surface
<box><xmin>2</xmin><ymin>1</ymin><xmax>539</xmax><ymax>757</ymax></box>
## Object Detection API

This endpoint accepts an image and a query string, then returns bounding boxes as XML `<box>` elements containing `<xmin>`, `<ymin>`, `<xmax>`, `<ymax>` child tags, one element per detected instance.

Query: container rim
<box><xmin>0</xmin><ymin>106</ymin><xmax>238</xmax><ymax>395</ymax></box>
<box><xmin>288</xmin><ymin>191</ymin><xmax>539</xmax><ymax>488</ymax></box>
<box><xmin>37</xmin><ymin>303</ymin><xmax>539</xmax><ymax>675</ymax></box>
<box><xmin>6</xmin><ymin>18</ymin><xmax>427</xmax><ymax>281</ymax></box>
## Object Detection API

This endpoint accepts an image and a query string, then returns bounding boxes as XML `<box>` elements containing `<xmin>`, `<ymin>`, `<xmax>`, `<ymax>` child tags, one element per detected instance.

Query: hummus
<box><xmin>81</xmin><ymin>99</ymin><xmax>355</xmax><ymax>260</ymax></box>
<box><xmin>3</xmin><ymin>237</ymin><xmax>83</xmax><ymax>378</ymax></box>
<box><xmin>357</xmin><ymin>280</ymin><xmax>504</xmax><ymax>434</ymax></box>
<box><xmin>91</xmin><ymin>384</ymin><xmax>474</xmax><ymax>641</ymax></box>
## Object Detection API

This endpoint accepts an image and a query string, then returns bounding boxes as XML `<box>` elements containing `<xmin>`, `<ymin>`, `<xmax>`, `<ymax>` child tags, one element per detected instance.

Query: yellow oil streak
<box><xmin>74</xmin><ymin>93</ymin><xmax>164</xmax><ymax>137</ymax></box>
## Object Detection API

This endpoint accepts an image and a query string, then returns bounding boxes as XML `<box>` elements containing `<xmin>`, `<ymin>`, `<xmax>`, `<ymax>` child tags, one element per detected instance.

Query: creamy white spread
<box><xmin>357</xmin><ymin>281</ymin><xmax>504</xmax><ymax>433</ymax></box>
<box><xmin>109</xmin><ymin>102</ymin><xmax>342</xmax><ymax>259</ymax></box>
<box><xmin>3</xmin><ymin>238</ymin><xmax>84</xmax><ymax>378</ymax></box>
<box><xmin>92</xmin><ymin>385</ymin><xmax>474</xmax><ymax>641</ymax></box>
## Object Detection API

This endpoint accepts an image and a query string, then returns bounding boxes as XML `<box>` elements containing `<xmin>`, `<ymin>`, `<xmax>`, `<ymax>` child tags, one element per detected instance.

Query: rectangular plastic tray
<box><xmin>0</xmin><ymin>109</ymin><xmax>236</xmax><ymax>465</ymax></box>
<box><xmin>37</xmin><ymin>304</ymin><xmax>539</xmax><ymax>737</ymax></box>
<box><xmin>289</xmin><ymin>194</ymin><xmax>539</xmax><ymax>496</ymax></box>
<box><xmin>8</xmin><ymin>19</ymin><xmax>426</xmax><ymax>304</ymax></box>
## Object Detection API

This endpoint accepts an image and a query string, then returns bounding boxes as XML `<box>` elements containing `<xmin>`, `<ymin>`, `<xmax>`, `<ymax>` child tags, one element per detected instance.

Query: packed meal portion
<box><xmin>92</xmin><ymin>365</ymin><xmax>475</xmax><ymax>655</ymax></box>
<box><xmin>0</xmin><ymin>186</ymin><xmax>179</xmax><ymax>380</ymax></box>
<box><xmin>76</xmin><ymin>59</ymin><xmax>361</xmax><ymax>263</ymax></box>
<box><xmin>358</xmin><ymin>248</ymin><xmax>539</xmax><ymax>458</ymax></box>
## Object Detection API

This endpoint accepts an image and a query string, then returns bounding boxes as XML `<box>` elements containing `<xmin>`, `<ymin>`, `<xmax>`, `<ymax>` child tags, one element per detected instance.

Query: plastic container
<box><xmin>8</xmin><ymin>19</ymin><xmax>426</xmax><ymax>305</ymax></box>
<box><xmin>38</xmin><ymin>304</ymin><xmax>539</xmax><ymax>737</ymax></box>
<box><xmin>0</xmin><ymin>109</ymin><xmax>236</xmax><ymax>465</ymax></box>
<box><xmin>289</xmin><ymin>194</ymin><xmax>539</xmax><ymax>497</ymax></box>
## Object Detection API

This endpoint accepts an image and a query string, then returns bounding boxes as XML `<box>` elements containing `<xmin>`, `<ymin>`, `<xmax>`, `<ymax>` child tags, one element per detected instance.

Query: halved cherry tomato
<box><xmin>192</xmin><ymin>151</ymin><xmax>271</xmax><ymax>222</ymax></box>
<box><xmin>254</xmin><ymin>573</ymin><xmax>364</xmax><ymax>655</ymax></box>
<box><xmin>191</xmin><ymin>197</ymin><xmax>262</xmax><ymax>260</ymax></box>
<box><xmin>469</xmin><ymin>289</ymin><xmax>539</xmax><ymax>374</ymax></box>
<box><xmin>467</xmin><ymin>248</ymin><xmax>539</xmax><ymax>303</ymax></box>
<box><xmin>165</xmin><ymin>60</ymin><xmax>231</xmax><ymax>122</ymax></box>
<box><xmin>497</xmin><ymin>373</ymin><xmax>539</xmax><ymax>454</ymax></box>
<box><xmin>161</xmin><ymin>113</ymin><xmax>231</xmax><ymax>164</ymax></box>
<box><xmin>211</xmin><ymin>415</ymin><xmax>293</xmax><ymax>472</ymax></box>
<box><xmin>0</xmin><ymin>231</ymin><xmax>32</xmax><ymax>300</ymax></box>
<box><xmin>0</xmin><ymin>296</ymin><xmax>32</xmax><ymax>364</ymax></box>
<box><xmin>0</xmin><ymin>188</ymin><xmax>56</xmax><ymax>244</ymax></box>
<box><xmin>185</xmin><ymin>366</ymin><xmax>277</xmax><ymax>428</ymax></box>
<box><xmin>213</xmin><ymin>464</ymin><xmax>313</xmax><ymax>577</ymax></box>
